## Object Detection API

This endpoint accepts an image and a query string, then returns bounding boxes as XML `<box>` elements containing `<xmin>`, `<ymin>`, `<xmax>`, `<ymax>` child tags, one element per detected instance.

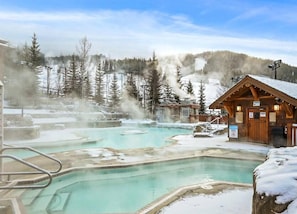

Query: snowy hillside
<box><xmin>40</xmin><ymin>54</ymin><xmax>226</xmax><ymax>109</ymax></box>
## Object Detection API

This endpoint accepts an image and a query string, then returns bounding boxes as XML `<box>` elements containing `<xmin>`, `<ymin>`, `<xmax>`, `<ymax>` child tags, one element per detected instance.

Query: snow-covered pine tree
<box><xmin>162</xmin><ymin>82</ymin><xmax>174</xmax><ymax>103</ymax></box>
<box><xmin>186</xmin><ymin>80</ymin><xmax>194</xmax><ymax>95</ymax></box>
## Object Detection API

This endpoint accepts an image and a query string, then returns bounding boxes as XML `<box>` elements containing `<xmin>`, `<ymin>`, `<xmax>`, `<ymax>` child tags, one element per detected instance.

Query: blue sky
<box><xmin>1</xmin><ymin>0</ymin><xmax>297</xmax><ymax>65</ymax></box>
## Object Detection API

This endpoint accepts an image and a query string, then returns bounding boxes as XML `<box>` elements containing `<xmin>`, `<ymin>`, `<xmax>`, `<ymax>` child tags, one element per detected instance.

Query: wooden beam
<box><xmin>281</xmin><ymin>102</ymin><xmax>294</xmax><ymax>118</ymax></box>
<box><xmin>249</xmin><ymin>86</ymin><xmax>259</xmax><ymax>100</ymax></box>
<box><xmin>224</xmin><ymin>104</ymin><xmax>234</xmax><ymax>117</ymax></box>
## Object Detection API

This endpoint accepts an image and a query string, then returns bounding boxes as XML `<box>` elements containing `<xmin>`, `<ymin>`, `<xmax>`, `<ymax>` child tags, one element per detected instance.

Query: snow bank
<box><xmin>254</xmin><ymin>147</ymin><xmax>297</xmax><ymax>212</ymax></box>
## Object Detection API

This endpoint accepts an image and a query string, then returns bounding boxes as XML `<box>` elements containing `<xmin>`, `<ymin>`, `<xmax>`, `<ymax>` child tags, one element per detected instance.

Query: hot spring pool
<box><xmin>12</xmin><ymin>126</ymin><xmax>192</xmax><ymax>159</ymax></box>
<box><xmin>21</xmin><ymin>157</ymin><xmax>261</xmax><ymax>214</ymax></box>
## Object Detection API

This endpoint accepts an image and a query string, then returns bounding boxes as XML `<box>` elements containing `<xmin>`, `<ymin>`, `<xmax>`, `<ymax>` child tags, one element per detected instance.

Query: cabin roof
<box><xmin>249</xmin><ymin>75</ymin><xmax>297</xmax><ymax>99</ymax></box>
<box><xmin>209</xmin><ymin>74</ymin><xmax>297</xmax><ymax>109</ymax></box>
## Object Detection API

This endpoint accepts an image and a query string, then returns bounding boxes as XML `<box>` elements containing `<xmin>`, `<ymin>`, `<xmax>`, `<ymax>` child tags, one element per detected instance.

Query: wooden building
<box><xmin>209</xmin><ymin>75</ymin><xmax>297</xmax><ymax>147</ymax></box>
<box><xmin>156</xmin><ymin>100</ymin><xmax>200</xmax><ymax>123</ymax></box>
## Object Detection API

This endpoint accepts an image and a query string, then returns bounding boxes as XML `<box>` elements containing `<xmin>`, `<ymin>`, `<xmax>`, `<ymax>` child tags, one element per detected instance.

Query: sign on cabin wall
<box><xmin>249</xmin><ymin>112</ymin><xmax>254</xmax><ymax>119</ymax></box>
<box><xmin>235</xmin><ymin>112</ymin><xmax>243</xmax><ymax>123</ymax></box>
<box><xmin>269</xmin><ymin>112</ymin><xmax>276</xmax><ymax>122</ymax></box>
<box><xmin>229</xmin><ymin>125</ymin><xmax>238</xmax><ymax>138</ymax></box>
<box><xmin>253</xmin><ymin>101</ymin><xmax>260</xmax><ymax>106</ymax></box>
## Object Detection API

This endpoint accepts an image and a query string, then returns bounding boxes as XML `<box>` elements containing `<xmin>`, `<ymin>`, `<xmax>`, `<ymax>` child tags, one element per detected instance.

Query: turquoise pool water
<box><xmin>78</xmin><ymin>126</ymin><xmax>192</xmax><ymax>149</ymax></box>
<box><xmin>10</xmin><ymin>126</ymin><xmax>192</xmax><ymax>159</ymax></box>
<box><xmin>22</xmin><ymin>157</ymin><xmax>261</xmax><ymax>214</ymax></box>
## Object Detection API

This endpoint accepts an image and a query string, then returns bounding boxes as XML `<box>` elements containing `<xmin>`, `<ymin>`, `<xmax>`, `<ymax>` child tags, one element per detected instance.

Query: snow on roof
<box><xmin>0</xmin><ymin>38</ymin><xmax>9</xmax><ymax>47</ymax></box>
<box><xmin>248</xmin><ymin>74</ymin><xmax>297</xmax><ymax>100</ymax></box>
<box><xmin>254</xmin><ymin>146</ymin><xmax>297</xmax><ymax>212</ymax></box>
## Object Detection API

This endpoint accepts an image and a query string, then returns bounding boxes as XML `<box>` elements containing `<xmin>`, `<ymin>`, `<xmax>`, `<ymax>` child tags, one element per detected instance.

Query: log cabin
<box><xmin>209</xmin><ymin>74</ymin><xmax>297</xmax><ymax>147</ymax></box>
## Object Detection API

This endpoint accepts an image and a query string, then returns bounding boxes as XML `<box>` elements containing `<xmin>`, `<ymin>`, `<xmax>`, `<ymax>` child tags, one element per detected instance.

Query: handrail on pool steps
<box><xmin>0</xmin><ymin>145</ymin><xmax>62</xmax><ymax>189</ymax></box>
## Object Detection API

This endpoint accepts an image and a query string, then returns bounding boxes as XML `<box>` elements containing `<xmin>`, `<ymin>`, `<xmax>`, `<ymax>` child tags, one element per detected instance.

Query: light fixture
<box><xmin>274</xmin><ymin>104</ymin><xmax>280</xmax><ymax>111</ymax></box>
<box><xmin>236</xmin><ymin>105</ymin><xmax>242</xmax><ymax>112</ymax></box>
<box><xmin>268</xmin><ymin>59</ymin><xmax>282</xmax><ymax>79</ymax></box>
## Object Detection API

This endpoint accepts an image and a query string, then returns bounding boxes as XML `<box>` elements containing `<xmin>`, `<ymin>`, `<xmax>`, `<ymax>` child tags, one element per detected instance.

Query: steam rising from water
<box><xmin>121</xmin><ymin>90</ymin><xmax>146</xmax><ymax>119</ymax></box>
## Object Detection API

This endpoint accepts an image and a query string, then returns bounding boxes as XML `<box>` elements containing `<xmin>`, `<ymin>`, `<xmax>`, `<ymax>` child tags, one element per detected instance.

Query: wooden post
<box><xmin>287</xmin><ymin>123</ymin><xmax>292</xmax><ymax>147</ymax></box>
<box><xmin>290</xmin><ymin>124</ymin><xmax>297</xmax><ymax>147</ymax></box>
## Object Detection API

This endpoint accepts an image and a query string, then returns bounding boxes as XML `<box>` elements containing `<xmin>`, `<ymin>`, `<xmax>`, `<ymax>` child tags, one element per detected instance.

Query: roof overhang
<box><xmin>209</xmin><ymin>75</ymin><xmax>297</xmax><ymax>109</ymax></box>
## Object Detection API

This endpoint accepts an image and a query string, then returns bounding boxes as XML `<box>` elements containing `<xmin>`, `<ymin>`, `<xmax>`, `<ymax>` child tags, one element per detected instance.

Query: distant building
<box><xmin>0</xmin><ymin>38</ymin><xmax>9</xmax><ymax>81</ymax></box>
<box><xmin>156</xmin><ymin>101</ymin><xmax>200</xmax><ymax>123</ymax></box>
<box><xmin>209</xmin><ymin>75</ymin><xmax>297</xmax><ymax>147</ymax></box>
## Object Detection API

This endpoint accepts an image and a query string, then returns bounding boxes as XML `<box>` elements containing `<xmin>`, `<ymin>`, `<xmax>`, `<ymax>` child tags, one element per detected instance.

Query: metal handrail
<box><xmin>208</xmin><ymin>116</ymin><xmax>223</xmax><ymax>125</ymax></box>
<box><xmin>1</xmin><ymin>144</ymin><xmax>62</xmax><ymax>174</ymax></box>
<box><xmin>0</xmin><ymin>154</ymin><xmax>52</xmax><ymax>189</ymax></box>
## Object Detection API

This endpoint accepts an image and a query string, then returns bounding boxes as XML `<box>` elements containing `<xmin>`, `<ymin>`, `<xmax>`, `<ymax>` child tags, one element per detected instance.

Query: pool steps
<box><xmin>21</xmin><ymin>188</ymin><xmax>43</xmax><ymax>206</ymax></box>
<box><xmin>47</xmin><ymin>192</ymin><xmax>70</xmax><ymax>212</ymax></box>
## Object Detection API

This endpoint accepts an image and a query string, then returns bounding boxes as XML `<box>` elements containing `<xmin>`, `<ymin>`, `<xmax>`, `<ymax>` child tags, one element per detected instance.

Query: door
<box><xmin>247</xmin><ymin>107</ymin><xmax>268</xmax><ymax>143</ymax></box>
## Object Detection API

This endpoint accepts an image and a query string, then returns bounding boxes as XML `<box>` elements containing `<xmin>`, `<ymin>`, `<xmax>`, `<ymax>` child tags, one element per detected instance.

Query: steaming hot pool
<box><xmin>15</xmin><ymin>126</ymin><xmax>192</xmax><ymax>159</ymax></box>
<box><xmin>14</xmin><ymin>126</ymin><xmax>260</xmax><ymax>213</ymax></box>
<box><xmin>22</xmin><ymin>157</ymin><xmax>260</xmax><ymax>214</ymax></box>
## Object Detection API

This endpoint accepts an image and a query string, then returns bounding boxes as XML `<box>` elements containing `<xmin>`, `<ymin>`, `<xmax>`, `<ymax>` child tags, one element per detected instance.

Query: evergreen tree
<box><xmin>108</xmin><ymin>73</ymin><xmax>120</xmax><ymax>109</ymax></box>
<box><xmin>174</xmin><ymin>93</ymin><xmax>181</xmax><ymax>104</ymax></box>
<box><xmin>174</xmin><ymin>65</ymin><xmax>182</xmax><ymax>103</ymax></box>
<box><xmin>162</xmin><ymin>82</ymin><xmax>174</xmax><ymax>103</ymax></box>
<box><xmin>147</xmin><ymin>53</ymin><xmax>162</xmax><ymax>115</ymax></box>
<box><xmin>94</xmin><ymin>62</ymin><xmax>105</xmax><ymax>105</ymax></box>
<box><xmin>29</xmin><ymin>33</ymin><xmax>43</xmax><ymax>68</ymax></box>
<box><xmin>56</xmin><ymin>66</ymin><xmax>63</xmax><ymax>97</ymax></box>
<box><xmin>21</xmin><ymin>33</ymin><xmax>44</xmax><ymax>103</ymax></box>
<box><xmin>176</xmin><ymin>65</ymin><xmax>182</xmax><ymax>89</ymax></box>
<box><xmin>198</xmin><ymin>80</ymin><xmax>206</xmax><ymax>114</ymax></box>
<box><xmin>65</xmin><ymin>54</ymin><xmax>80</xmax><ymax>97</ymax></box>
<box><xmin>21</xmin><ymin>43</ymin><xmax>30</xmax><ymax>64</ymax></box>
<box><xmin>186</xmin><ymin>80</ymin><xmax>194</xmax><ymax>95</ymax></box>
<box><xmin>125</xmin><ymin>73</ymin><xmax>139</xmax><ymax>100</ymax></box>
<box><xmin>78</xmin><ymin>62</ymin><xmax>85</xmax><ymax>99</ymax></box>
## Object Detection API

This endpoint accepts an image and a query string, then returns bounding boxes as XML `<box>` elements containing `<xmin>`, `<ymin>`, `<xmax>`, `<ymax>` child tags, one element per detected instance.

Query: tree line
<box><xmin>4</xmin><ymin>33</ymin><xmax>207</xmax><ymax>117</ymax></box>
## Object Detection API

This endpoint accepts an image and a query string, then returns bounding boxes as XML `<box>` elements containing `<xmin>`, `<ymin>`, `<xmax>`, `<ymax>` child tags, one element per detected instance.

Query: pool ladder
<box><xmin>0</xmin><ymin>145</ymin><xmax>62</xmax><ymax>189</ymax></box>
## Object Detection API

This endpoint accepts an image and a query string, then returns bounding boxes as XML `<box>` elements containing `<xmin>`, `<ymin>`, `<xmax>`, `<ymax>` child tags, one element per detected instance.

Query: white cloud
<box><xmin>1</xmin><ymin>9</ymin><xmax>297</xmax><ymax>66</ymax></box>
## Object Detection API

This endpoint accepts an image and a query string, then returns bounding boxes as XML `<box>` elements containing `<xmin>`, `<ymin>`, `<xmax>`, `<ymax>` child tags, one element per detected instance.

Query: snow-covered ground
<box><xmin>160</xmin><ymin>188</ymin><xmax>253</xmax><ymax>214</ymax></box>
